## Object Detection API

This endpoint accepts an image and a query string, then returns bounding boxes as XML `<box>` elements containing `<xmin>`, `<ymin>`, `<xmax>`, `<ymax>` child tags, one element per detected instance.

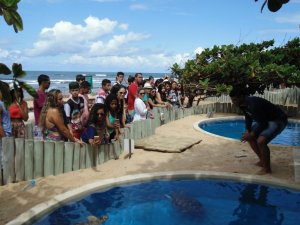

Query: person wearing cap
<box><xmin>143</xmin><ymin>82</ymin><xmax>152</xmax><ymax>107</ymax></box>
<box><xmin>64</xmin><ymin>82</ymin><xmax>85</xmax><ymax>136</ymax></box>
<box><xmin>8</xmin><ymin>84</ymin><xmax>29</xmax><ymax>138</ymax></box>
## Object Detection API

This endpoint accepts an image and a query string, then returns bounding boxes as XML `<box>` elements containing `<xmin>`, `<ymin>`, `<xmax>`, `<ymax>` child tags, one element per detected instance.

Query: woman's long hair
<box><xmin>105</xmin><ymin>93</ymin><xmax>124</xmax><ymax>126</ymax></box>
<box><xmin>10</xmin><ymin>88</ymin><xmax>24</xmax><ymax>103</ymax></box>
<box><xmin>39</xmin><ymin>89</ymin><xmax>62</xmax><ymax>130</ymax></box>
<box><xmin>88</xmin><ymin>103</ymin><xmax>106</xmax><ymax>126</ymax></box>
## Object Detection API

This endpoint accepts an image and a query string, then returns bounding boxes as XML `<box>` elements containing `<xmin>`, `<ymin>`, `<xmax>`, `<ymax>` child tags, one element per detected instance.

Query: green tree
<box><xmin>172</xmin><ymin>38</ymin><xmax>300</xmax><ymax>96</ymax></box>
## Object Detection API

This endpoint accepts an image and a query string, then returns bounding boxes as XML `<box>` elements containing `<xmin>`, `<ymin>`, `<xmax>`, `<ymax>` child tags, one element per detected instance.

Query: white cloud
<box><xmin>194</xmin><ymin>47</ymin><xmax>204</xmax><ymax>55</ymax></box>
<box><xmin>275</xmin><ymin>13</ymin><xmax>300</xmax><ymax>24</ymax></box>
<box><xmin>130</xmin><ymin>4</ymin><xmax>148</xmax><ymax>10</ymax></box>
<box><xmin>0</xmin><ymin>48</ymin><xmax>22</xmax><ymax>61</ymax></box>
<box><xmin>65</xmin><ymin>51</ymin><xmax>192</xmax><ymax>72</ymax></box>
<box><xmin>259</xmin><ymin>28</ymin><xmax>299</xmax><ymax>34</ymax></box>
<box><xmin>89</xmin><ymin>32</ymin><xmax>149</xmax><ymax>56</ymax></box>
<box><xmin>27</xmin><ymin>16</ymin><xmax>118</xmax><ymax>56</ymax></box>
<box><xmin>119</xmin><ymin>23</ymin><xmax>129</xmax><ymax>30</ymax></box>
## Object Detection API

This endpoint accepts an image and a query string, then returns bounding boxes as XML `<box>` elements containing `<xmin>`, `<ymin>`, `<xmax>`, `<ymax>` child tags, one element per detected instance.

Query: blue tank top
<box><xmin>0</xmin><ymin>101</ymin><xmax>12</xmax><ymax>135</ymax></box>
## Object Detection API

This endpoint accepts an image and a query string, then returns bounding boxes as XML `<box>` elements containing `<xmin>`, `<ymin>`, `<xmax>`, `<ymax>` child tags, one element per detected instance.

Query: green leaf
<box><xmin>2</xmin><ymin>8</ymin><xmax>13</xmax><ymax>25</ymax></box>
<box><xmin>0</xmin><ymin>63</ymin><xmax>11</xmax><ymax>75</ymax></box>
<box><xmin>18</xmin><ymin>81</ymin><xmax>38</xmax><ymax>98</ymax></box>
<box><xmin>12</xmin><ymin>63</ymin><xmax>26</xmax><ymax>78</ymax></box>
<box><xmin>0</xmin><ymin>80</ymin><xmax>12</xmax><ymax>106</ymax></box>
<box><xmin>10</xmin><ymin>10</ymin><xmax>23</xmax><ymax>32</ymax></box>
<box><xmin>3</xmin><ymin>0</ymin><xmax>21</xmax><ymax>7</ymax></box>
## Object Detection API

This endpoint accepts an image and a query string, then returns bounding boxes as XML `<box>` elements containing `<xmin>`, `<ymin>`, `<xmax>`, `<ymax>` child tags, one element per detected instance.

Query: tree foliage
<box><xmin>255</xmin><ymin>0</ymin><xmax>290</xmax><ymax>13</ymax></box>
<box><xmin>0</xmin><ymin>0</ymin><xmax>23</xmax><ymax>32</ymax></box>
<box><xmin>171</xmin><ymin>38</ymin><xmax>300</xmax><ymax>95</ymax></box>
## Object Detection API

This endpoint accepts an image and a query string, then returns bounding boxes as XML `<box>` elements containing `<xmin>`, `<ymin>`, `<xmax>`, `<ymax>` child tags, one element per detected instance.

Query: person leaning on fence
<box><xmin>105</xmin><ymin>94</ymin><xmax>121</xmax><ymax>141</ymax></box>
<box><xmin>64</xmin><ymin>82</ymin><xmax>85</xmax><ymax>137</ymax></box>
<box><xmin>8</xmin><ymin>84</ymin><xmax>29</xmax><ymax>138</ymax></box>
<box><xmin>0</xmin><ymin>88</ymin><xmax>12</xmax><ymax>168</ymax></box>
<box><xmin>229</xmin><ymin>86</ymin><xmax>288</xmax><ymax>175</ymax></box>
<box><xmin>133</xmin><ymin>87</ymin><xmax>154</xmax><ymax>121</ymax></box>
<box><xmin>111</xmin><ymin>84</ymin><xmax>128</xmax><ymax>125</ymax></box>
<box><xmin>81</xmin><ymin>103</ymin><xmax>109</xmax><ymax>145</ymax></box>
<box><xmin>39</xmin><ymin>89</ymin><xmax>82</xmax><ymax>144</ymax></box>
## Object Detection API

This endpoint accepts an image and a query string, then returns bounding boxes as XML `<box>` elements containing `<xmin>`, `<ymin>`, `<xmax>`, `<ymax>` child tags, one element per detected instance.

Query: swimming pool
<box><xmin>29</xmin><ymin>176</ymin><xmax>300</xmax><ymax>225</ymax></box>
<box><xmin>198</xmin><ymin>118</ymin><xmax>300</xmax><ymax>146</ymax></box>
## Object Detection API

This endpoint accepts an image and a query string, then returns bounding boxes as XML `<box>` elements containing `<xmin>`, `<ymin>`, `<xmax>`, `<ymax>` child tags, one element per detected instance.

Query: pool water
<box><xmin>199</xmin><ymin>120</ymin><xmax>300</xmax><ymax>146</ymax></box>
<box><xmin>33</xmin><ymin>179</ymin><xmax>300</xmax><ymax>225</ymax></box>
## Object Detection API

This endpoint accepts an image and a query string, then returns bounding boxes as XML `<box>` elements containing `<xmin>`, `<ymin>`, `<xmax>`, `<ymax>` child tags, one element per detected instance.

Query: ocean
<box><xmin>1</xmin><ymin>71</ymin><xmax>167</xmax><ymax>98</ymax></box>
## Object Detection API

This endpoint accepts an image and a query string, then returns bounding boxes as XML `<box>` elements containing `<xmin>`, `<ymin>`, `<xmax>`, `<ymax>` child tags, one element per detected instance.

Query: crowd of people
<box><xmin>0</xmin><ymin>72</ymin><xmax>206</xmax><ymax>156</ymax></box>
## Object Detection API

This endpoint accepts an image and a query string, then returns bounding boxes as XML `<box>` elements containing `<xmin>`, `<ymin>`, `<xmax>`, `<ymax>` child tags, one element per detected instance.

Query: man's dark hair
<box><xmin>135</xmin><ymin>73</ymin><xmax>142</xmax><ymax>78</ymax></box>
<box><xmin>37</xmin><ymin>74</ymin><xmax>50</xmax><ymax>86</ymax></box>
<box><xmin>80</xmin><ymin>80</ymin><xmax>91</xmax><ymax>88</ymax></box>
<box><xmin>102</xmin><ymin>79</ymin><xmax>111</xmax><ymax>87</ymax></box>
<box><xmin>76</xmin><ymin>74</ymin><xmax>85</xmax><ymax>82</ymax></box>
<box><xmin>117</xmin><ymin>71</ymin><xmax>124</xmax><ymax>77</ymax></box>
<box><xmin>69</xmin><ymin>81</ymin><xmax>80</xmax><ymax>90</ymax></box>
<box><xmin>229</xmin><ymin>86</ymin><xmax>248</xmax><ymax>97</ymax></box>
<box><xmin>128</xmin><ymin>75</ymin><xmax>135</xmax><ymax>83</ymax></box>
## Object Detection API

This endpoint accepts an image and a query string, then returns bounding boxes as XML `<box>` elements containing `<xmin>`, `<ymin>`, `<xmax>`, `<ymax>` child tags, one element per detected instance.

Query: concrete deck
<box><xmin>0</xmin><ymin>114</ymin><xmax>299</xmax><ymax>225</ymax></box>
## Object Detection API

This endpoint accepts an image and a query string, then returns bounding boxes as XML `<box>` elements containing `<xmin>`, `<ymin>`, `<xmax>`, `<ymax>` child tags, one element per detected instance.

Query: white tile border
<box><xmin>6</xmin><ymin>170</ymin><xmax>300</xmax><ymax>225</ymax></box>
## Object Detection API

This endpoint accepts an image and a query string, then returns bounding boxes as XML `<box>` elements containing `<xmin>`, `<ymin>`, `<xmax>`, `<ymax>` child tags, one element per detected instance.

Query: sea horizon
<box><xmin>1</xmin><ymin>70</ymin><xmax>169</xmax><ymax>99</ymax></box>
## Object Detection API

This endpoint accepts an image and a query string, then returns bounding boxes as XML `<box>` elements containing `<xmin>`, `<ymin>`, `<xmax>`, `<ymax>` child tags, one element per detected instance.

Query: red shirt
<box><xmin>127</xmin><ymin>82</ymin><xmax>138</xmax><ymax>110</ymax></box>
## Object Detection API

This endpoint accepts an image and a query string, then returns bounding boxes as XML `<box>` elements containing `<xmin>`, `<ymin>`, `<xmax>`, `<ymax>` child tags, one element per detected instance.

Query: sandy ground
<box><xmin>0</xmin><ymin>114</ymin><xmax>299</xmax><ymax>224</ymax></box>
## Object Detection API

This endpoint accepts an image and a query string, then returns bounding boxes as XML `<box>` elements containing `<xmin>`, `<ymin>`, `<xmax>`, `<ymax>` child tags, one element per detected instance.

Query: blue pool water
<box><xmin>199</xmin><ymin>119</ymin><xmax>300</xmax><ymax>146</ymax></box>
<box><xmin>33</xmin><ymin>179</ymin><xmax>300</xmax><ymax>225</ymax></box>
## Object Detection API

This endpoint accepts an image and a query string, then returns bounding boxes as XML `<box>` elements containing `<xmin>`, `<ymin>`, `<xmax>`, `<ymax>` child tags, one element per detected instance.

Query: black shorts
<box><xmin>252</xmin><ymin>120</ymin><xmax>287</xmax><ymax>144</ymax></box>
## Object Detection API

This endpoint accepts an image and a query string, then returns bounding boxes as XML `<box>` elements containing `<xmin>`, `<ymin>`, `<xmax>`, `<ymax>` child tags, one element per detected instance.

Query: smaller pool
<box><xmin>199</xmin><ymin>119</ymin><xmax>300</xmax><ymax>146</ymax></box>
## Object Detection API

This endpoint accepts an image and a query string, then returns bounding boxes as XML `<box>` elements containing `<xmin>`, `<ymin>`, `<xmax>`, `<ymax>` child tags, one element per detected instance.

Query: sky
<box><xmin>0</xmin><ymin>0</ymin><xmax>299</xmax><ymax>73</ymax></box>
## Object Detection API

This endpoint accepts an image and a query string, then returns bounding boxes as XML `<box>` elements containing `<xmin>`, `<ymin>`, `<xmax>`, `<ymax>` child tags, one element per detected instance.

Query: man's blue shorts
<box><xmin>252</xmin><ymin>120</ymin><xmax>287</xmax><ymax>144</ymax></box>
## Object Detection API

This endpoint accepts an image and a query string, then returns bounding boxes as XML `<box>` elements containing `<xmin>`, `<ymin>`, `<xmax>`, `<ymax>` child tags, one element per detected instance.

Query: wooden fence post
<box><xmin>24</xmin><ymin>139</ymin><xmax>34</xmax><ymax>181</ymax></box>
<box><xmin>33</xmin><ymin>140</ymin><xmax>44</xmax><ymax>179</ymax></box>
<box><xmin>73</xmin><ymin>143</ymin><xmax>81</xmax><ymax>171</ymax></box>
<box><xmin>15</xmin><ymin>138</ymin><xmax>25</xmax><ymax>182</ymax></box>
<box><xmin>64</xmin><ymin>142</ymin><xmax>74</xmax><ymax>173</ymax></box>
<box><xmin>2</xmin><ymin>137</ymin><xmax>15</xmax><ymax>184</ymax></box>
<box><xmin>44</xmin><ymin>141</ymin><xmax>55</xmax><ymax>177</ymax></box>
<box><xmin>54</xmin><ymin>141</ymin><xmax>64</xmax><ymax>175</ymax></box>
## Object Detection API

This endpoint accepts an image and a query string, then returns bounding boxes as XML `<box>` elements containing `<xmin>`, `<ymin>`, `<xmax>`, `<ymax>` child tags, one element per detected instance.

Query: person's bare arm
<box><xmin>50</xmin><ymin>108</ymin><xmax>75</xmax><ymax>142</ymax></box>
<box><xmin>19</xmin><ymin>101</ymin><xmax>29</xmax><ymax>121</ymax></box>
<box><xmin>0</xmin><ymin>107</ymin><xmax>4</xmax><ymax>137</ymax></box>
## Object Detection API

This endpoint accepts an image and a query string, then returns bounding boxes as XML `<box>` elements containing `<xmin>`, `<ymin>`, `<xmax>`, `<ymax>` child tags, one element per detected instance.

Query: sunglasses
<box><xmin>97</xmin><ymin>112</ymin><xmax>105</xmax><ymax>116</ymax></box>
<box><xmin>139</xmin><ymin>92</ymin><xmax>145</xmax><ymax>95</ymax></box>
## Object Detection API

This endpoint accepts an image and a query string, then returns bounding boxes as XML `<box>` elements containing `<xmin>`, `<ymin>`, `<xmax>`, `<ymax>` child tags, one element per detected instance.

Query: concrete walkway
<box><xmin>0</xmin><ymin>114</ymin><xmax>298</xmax><ymax>225</ymax></box>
